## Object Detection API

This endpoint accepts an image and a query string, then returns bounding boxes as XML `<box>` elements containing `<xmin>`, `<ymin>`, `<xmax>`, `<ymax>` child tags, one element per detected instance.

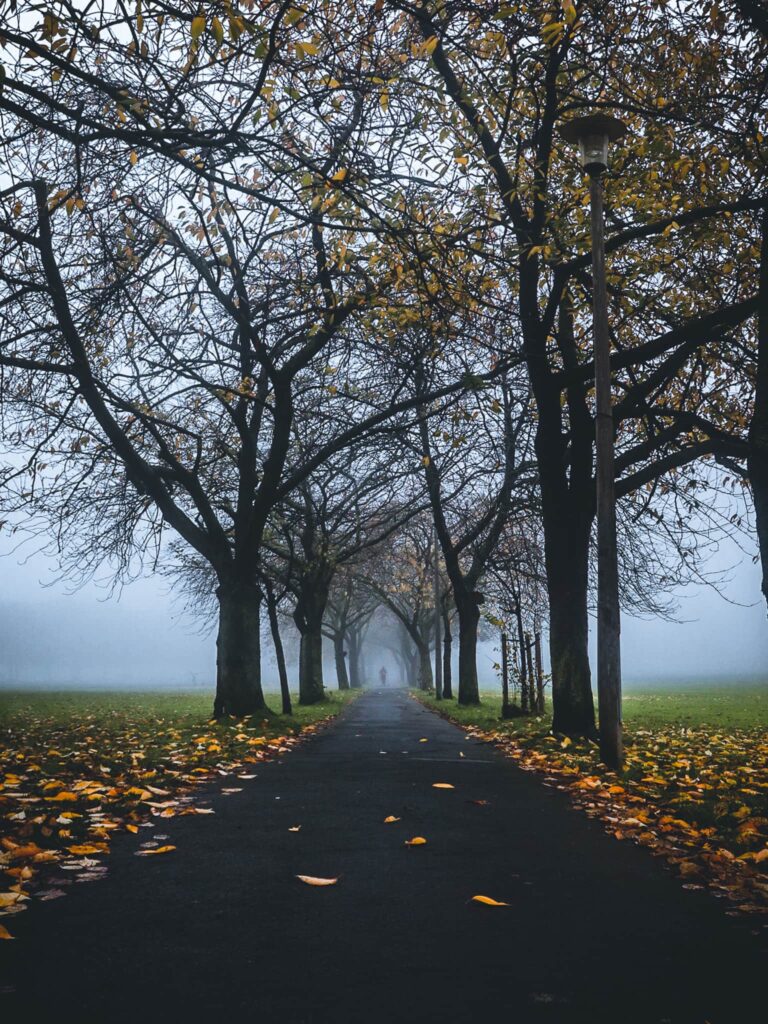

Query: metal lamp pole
<box><xmin>433</xmin><ymin>527</ymin><xmax>443</xmax><ymax>700</ymax></box>
<box><xmin>560</xmin><ymin>113</ymin><xmax>627</xmax><ymax>771</ymax></box>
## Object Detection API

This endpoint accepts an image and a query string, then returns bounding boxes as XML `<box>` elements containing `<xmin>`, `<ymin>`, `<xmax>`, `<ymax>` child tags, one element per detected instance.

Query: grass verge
<box><xmin>0</xmin><ymin>688</ymin><xmax>358</xmax><ymax>937</ymax></box>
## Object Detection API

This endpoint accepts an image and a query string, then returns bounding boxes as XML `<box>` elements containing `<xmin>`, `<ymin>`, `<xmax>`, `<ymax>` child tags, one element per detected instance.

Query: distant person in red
<box><xmin>379</xmin><ymin>666</ymin><xmax>388</xmax><ymax>687</ymax></box>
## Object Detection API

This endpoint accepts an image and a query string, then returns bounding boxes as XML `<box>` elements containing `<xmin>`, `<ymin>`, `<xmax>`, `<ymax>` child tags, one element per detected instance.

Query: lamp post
<box><xmin>432</xmin><ymin>527</ymin><xmax>443</xmax><ymax>700</ymax></box>
<box><xmin>560</xmin><ymin>113</ymin><xmax>627</xmax><ymax>771</ymax></box>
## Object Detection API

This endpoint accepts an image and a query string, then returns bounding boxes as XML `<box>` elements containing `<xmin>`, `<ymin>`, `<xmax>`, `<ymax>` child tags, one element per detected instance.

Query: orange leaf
<box><xmin>0</xmin><ymin>924</ymin><xmax>13</xmax><ymax>940</ymax></box>
<box><xmin>405</xmin><ymin>836</ymin><xmax>427</xmax><ymax>846</ymax></box>
<box><xmin>383</xmin><ymin>816</ymin><xmax>401</xmax><ymax>823</ymax></box>
<box><xmin>67</xmin><ymin>844</ymin><xmax>107</xmax><ymax>855</ymax></box>
<box><xmin>471</xmin><ymin>895</ymin><xmax>509</xmax><ymax>906</ymax></box>
<box><xmin>432</xmin><ymin>783</ymin><xmax>454</xmax><ymax>789</ymax></box>
<box><xmin>136</xmin><ymin>845</ymin><xmax>176</xmax><ymax>856</ymax></box>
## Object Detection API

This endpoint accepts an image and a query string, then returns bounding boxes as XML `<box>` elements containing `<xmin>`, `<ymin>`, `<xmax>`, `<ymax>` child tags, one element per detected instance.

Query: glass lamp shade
<box><xmin>560</xmin><ymin>114</ymin><xmax>628</xmax><ymax>174</ymax></box>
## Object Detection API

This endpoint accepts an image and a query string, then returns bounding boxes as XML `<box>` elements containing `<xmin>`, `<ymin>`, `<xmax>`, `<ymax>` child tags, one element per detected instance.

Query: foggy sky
<box><xmin>0</xmin><ymin>532</ymin><xmax>766</xmax><ymax>691</ymax></box>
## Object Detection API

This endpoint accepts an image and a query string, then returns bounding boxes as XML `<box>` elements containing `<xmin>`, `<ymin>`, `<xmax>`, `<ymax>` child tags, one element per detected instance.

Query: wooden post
<box><xmin>589</xmin><ymin>171</ymin><xmax>623</xmax><ymax>770</ymax></box>
<box><xmin>534</xmin><ymin>631</ymin><xmax>544</xmax><ymax>714</ymax></box>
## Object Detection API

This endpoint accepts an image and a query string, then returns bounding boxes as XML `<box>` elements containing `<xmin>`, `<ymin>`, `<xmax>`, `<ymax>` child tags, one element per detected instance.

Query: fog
<box><xmin>0</xmin><ymin>531</ymin><xmax>766</xmax><ymax>692</ymax></box>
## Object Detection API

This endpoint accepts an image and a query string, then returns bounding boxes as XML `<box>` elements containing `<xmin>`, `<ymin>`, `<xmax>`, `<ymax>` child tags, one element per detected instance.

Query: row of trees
<box><xmin>0</xmin><ymin>2</ymin><xmax>765</xmax><ymax>739</ymax></box>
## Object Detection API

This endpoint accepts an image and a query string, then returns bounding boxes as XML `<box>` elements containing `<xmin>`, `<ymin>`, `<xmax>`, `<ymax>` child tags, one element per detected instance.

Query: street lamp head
<box><xmin>560</xmin><ymin>113</ymin><xmax>628</xmax><ymax>174</ymax></box>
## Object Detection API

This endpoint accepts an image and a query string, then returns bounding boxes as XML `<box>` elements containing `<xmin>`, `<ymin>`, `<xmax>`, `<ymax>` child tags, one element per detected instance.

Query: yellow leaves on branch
<box><xmin>296</xmin><ymin>875</ymin><xmax>338</xmax><ymax>886</ymax></box>
<box><xmin>190</xmin><ymin>16</ymin><xmax>206</xmax><ymax>40</ymax></box>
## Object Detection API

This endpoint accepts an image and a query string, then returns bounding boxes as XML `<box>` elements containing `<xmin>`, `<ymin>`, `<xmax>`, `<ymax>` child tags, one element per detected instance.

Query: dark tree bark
<box><xmin>417</xmin><ymin>642</ymin><xmax>433</xmax><ymax>691</ymax></box>
<box><xmin>264</xmin><ymin>580</ymin><xmax>292</xmax><ymax>715</ymax></box>
<box><xmin>293</xmin><ymin>580</ymin><xmax>329</xmax><ymax>705</ymax></box>
<box><xmin>214</xmin><ymin>581</ymin><xmax>267</xmax><ymax>717</ymax></box>
<box><xmin>454</xmin><ymin>593</ymin><xmax>480</xmax><ymax>705</ymax></box>
<box><xmin>334</xmin><ymin>633</ymin><xmax>350</xmax><ymax>690</ymax></box>
<box><xmin>442</xmin><ymin>609</ymin><xmax>453</xmax><ymax>699</ymax></box>
<box><xmin>748</xmin><ymin>204</ymin><xmax>768</xmax><ymax>613</ymax></box>
<box><xmin>348</xmin><ymin>624</ymin><xmax>364</xmax><ymax>689</ymax></box>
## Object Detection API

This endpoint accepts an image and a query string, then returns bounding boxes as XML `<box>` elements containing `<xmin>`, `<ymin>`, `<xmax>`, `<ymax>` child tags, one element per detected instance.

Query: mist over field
<box><xmin>1</xmin><ymin>533</ymin><xmax>765</xmax><ymax>691</ymax></box>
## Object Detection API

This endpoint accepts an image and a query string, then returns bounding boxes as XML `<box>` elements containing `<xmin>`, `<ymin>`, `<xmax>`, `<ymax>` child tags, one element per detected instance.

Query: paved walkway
<box><xmin>3</xmin><ymin>689</ymin><xmax>765</xmax><ymax>1022</ymax></box>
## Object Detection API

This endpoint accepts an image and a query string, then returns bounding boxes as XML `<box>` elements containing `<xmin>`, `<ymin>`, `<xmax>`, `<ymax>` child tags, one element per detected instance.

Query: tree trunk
<box><xmin>265</xmin><ymin>582</ymin><xmax>291</xmax><ymax>715</ymax></box>
<box><xmin>334</xmin><ymin>633</ymin><xmax>350</xmax><ymax>691</ymax></box>
<box><xmin>348</xmin><ymin>627</ymin><xmax>363</xmax><ymax>689</ymax></box>
<box><xmin>455</xmin><ymin>595</ymin><xmax>480</xmax><ymax>705</ymax></box>
<box><xmin>417</xmin><ymin>643</ymin><xmax>433</xmax><ymax>691</ymax></box>
<box><xmin>545</xmin><ymin>516</ymin><xmax>596</xmax><ymax>736</ymax></box>
<box><xmin>442</xmin><ymin>610</ymin><xmax>453</xmax><ymax>699</ymax></box>
<box><xmin>298</xmin><ymin>626</ymin><xmax>324</xmax><ymax>704</ymax></box>
<box><xmin>749</xmin><ymin>204</ymin><xmax>768</xmax><ymax>614</ymax></box>
<box><xmin>214</xmin><ymin>581</ymin><xmax>267</xmax><ymax>717</ymax></box>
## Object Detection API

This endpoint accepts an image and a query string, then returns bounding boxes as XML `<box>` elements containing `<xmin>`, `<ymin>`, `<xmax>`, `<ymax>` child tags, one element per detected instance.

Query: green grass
<box><xmin>0</xmin><ymin>688</ymin><xmax>357</xmax><ymax>733</ymax></box>
<box><xmin>418</xmin><ymin>687</ymin><xmax>768</xmax><ymax>733</ymax></box>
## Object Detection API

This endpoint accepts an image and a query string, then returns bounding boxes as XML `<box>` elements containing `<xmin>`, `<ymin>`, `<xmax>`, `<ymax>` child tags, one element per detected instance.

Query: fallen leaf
<box><xmin>383</xmin><ymin>816</ymin><xmax>401</xmax><ymax>823</ymax></box>
<box><xmin>405</xmin><ymin>836</ymin><xmax>427</xmax><ymax>846</ymax></box>
<box><xmin>0</xmin><ymin>892</ymin><xmax>27</xmax><ymax>908</ymax></box>
<box><xmin>125</xmin><ymin>824</ymin><xmax>139</xmax><ymax>834</ymax></box>
<box><xmin>471</xmin><ymin>895</ymin><xmax>509</xmax><ymax>906</ymax></box>
<box><xmin>432</xmin><ymin>783</ymin><xmax>455</xmax><ymax>789</ymax></box>
<box><xmin>135</xmin><ymin>845</ymin><xmax>176</xmax><ymax>856</ymax></box>
<box><xmin>419</xmin><ymin>738</ymin><xmax>429</xmax><ymax>743</ymax></box>
<box><xmin>296</xmin><ymin>875</ymin><xmax>338</xmax><ymax>886</ymax></box>
<box><xmin>0</xmin><ymin>925</ymin><xmax>13</xmax><ymax>940</ymax></box>
<box><xmin>288</xmin><ymin>826</ymin><xmax>301</xmax><ymax>832</ymax></box>
<box><xmin>67</xmin><ymin>844</ymin><xmax>107</xmax><ymax>855</ymax></box>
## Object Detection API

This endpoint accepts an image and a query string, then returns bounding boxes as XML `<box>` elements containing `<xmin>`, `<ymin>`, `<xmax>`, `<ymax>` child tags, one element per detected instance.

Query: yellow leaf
<box><xmin>405</xmin><ymin>836</ymin><xmax>427</xmax><ymax>846</ymax></box>
<box><xmin>296</xmin><ymin>874</ymin><xmax>338</xmax><ymax>886</ymax></box>
<box><xmin>211</xmin><ymin>16</ymin><xmax>224</xmax><ymax>45</ymax></box>
<box><xmin>125</xmin><ymin>824</ymin><xmax>139</xmax><ymax>834</ymax></box>
<box><xmin>0</xmin><ymin>892</ymin><xmax>27</xmax><ymax>908</ymax></box>
<box><xmin>129</xmin><ymin>151</ymin><xmax>138</xmax><ymax>166</ymax></box>
<box><xmin>49</xmin><ymin>791</ymin><xmax>78</xmax><ymax>801</ymax></box>
<box><xmin>419</xmin><ymin>738</ymin><xmax>429</xmax><ymax>743</ymax></box>
<box><xmin>471</xmin><ymin>895</ymin><xmax>509</xmax><ymax>906</ymax></box>
<box><xmin>330</xmin><ymin>168</ymin><xmax>348</xmax><ymax>182</ymax></box>
<box><xmin>191</xmin><ymin>16</ymin><xmax>206</xmax><ymax>40</ymax></box>
<box><xmin>136</xmin><ymin>845</ymin><xmax>176</xmax><ymax>856</ymax></box>
<box><xmin>423</xmin><ymin>35</ymin><xmax>439</xmax><ymax>55</ymax></box>
<box><xmin>0</xmin><ymin>924</ymin><xmax>13</xmax><ymax>940</ymax></box>
<box><xmin>432</xmin><ymin>783</ymin><xmax>454</xmax><ymax>789</ymax></box>
<box><xmin>297</xmin><ymin>41</ymin><xmax>319</xmax><ymax>56</ymax></box>
<box><xmin>67</xmin><ymin>844</ymin><xmax>107</xmax><ymax>855</ymax></box>
<box><xmin>383</xmin><ymin>816</ymin><xmax>401</xmax><ymax>823</ymax></box>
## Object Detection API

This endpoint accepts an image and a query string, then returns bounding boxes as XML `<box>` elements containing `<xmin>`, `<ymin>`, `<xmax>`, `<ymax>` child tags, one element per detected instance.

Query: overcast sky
<box><xmin>1</xmin><ymin>525</ymin><xmax>765</xmax><ymax>692</ymax></box>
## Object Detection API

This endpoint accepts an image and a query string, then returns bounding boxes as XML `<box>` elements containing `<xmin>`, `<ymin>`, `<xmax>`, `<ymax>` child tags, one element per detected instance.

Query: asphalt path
<box><xmin>2</xmin><ymin>688</ymin><xmax>766</xmax><ymax>1023</ymax></box>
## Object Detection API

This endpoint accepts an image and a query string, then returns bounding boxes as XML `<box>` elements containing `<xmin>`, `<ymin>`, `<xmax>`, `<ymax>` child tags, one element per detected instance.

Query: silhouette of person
<box><xmin>379</xmin><ymin>665</ymin><xmax>388</xmax><ymax>687</ymax></box>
